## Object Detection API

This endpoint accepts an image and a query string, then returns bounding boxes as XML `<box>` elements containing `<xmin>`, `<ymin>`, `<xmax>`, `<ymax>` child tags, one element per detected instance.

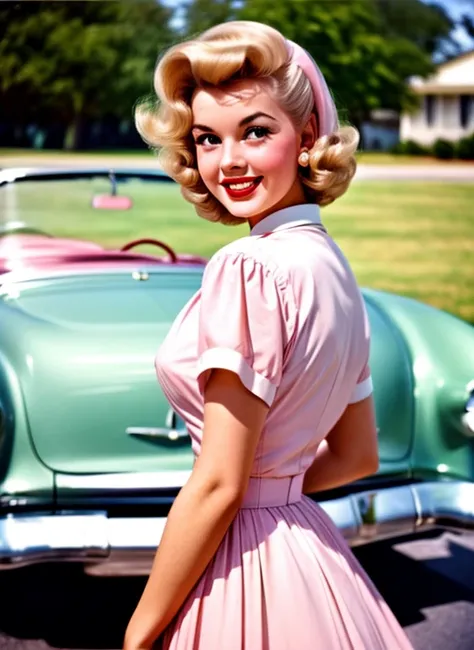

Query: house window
<box><xmin>460</xmin><ymin>95</ymin><xmax>473</xmax><ymax>129</ymax></box>
<box><xmin>424</xmin><ymin>95</ymin><xmax>436</xmax><ymax>126</ymax></box>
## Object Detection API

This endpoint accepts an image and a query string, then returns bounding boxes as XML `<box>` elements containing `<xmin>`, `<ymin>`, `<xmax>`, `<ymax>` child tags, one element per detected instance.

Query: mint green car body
<box><xmin>0</xmin><ymin>169</ymin><xmax>473</xmax><ymax>574</ymax></box>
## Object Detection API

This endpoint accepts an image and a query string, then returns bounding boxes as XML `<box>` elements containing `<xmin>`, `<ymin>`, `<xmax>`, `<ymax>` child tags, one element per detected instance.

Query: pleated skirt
<box><xmin>161</xmin><ymin>478</ymin><xmax>413</xmax><ymax>650</ymax></box>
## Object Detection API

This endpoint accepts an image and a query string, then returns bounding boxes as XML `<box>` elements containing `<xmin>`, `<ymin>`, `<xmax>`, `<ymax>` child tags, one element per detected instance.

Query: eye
<box><xmin>245</xmin><ymin>126</ymin><xmax>271</xmax><ymax>141</ymax></box>
<box><xmin>194</xmin><ymin>133</ymin><xmax>221</xmax><ymax>146</ymax></box>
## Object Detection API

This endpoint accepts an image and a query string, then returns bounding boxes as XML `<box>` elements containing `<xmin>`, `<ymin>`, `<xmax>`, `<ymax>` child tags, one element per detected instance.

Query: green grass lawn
<box><xmin>1</xmin><ymin>177</ymin><xmax>473</xmax><ymax>324</ymax></box>
<box><xmin>3</xmin><ymin>148</ymin><xmax>474</xmax><ymax>166</ymax></box>
<box><xmin>327</xmin><ymin>182</ymin><xmax>474</xmax><ymax>325</ymax></box>
<box><xmin>356</xmin><ymin>152</ymin><xmax>474</xmax><ymax>166</ymax></box>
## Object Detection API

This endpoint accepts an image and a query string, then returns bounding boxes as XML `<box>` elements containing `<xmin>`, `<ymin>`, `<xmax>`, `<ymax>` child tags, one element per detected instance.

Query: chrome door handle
<box><xmin>126</xmin><ymin>426</ymin><xmax>189</xmax><ymax>441</ymax></box>
<box><xmin>126</xmin><ymin>409</ymin><xmax>189</xmax><ymax>442</ymax></box>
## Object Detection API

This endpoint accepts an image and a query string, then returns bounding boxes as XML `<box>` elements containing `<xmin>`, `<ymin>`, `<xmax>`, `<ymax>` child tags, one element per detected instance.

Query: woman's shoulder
<box><xmin>206</xmin><ymin>234</ymin><xmax>287</xmax><ymax>285</ymax></box>
<box><xmin>210</xmin><ymin>233</ymin><xmax>263</xmax><ymax>261</ymax></box>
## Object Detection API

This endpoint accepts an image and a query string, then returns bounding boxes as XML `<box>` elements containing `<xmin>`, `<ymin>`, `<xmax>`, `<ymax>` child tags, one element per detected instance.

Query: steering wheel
<box><xmin>120</xmin><ymin>238</ymin><xmax>178</xmax><ymax>263</ymax></box>
<box><xmin>0</xmin><ymin>222</ymin><xmax>53</xmax><ymax>238</ymax></box>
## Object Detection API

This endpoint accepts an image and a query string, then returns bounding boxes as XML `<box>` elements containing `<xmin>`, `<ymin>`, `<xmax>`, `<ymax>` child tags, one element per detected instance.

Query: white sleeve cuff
<box><xmin>197</xmin><ymin>347</ymin><xmax>277</xmax><ymax>407</ymax></box>
<box><xmin>349</xmin><ymin>376</ymin><xmax>373</xmax><ymax>404</ymax></box>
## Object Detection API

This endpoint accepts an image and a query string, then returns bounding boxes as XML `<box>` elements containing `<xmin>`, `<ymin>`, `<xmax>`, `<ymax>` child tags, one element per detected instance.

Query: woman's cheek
<box><xmin>196</xmin><ymin>153</ymin><xmax>217</xmax><ymax>187</ymax></box>
<box><xmin>254</xmin><ymin>139</ymin><xmax>298</xmax><ymax>172</ymax></box>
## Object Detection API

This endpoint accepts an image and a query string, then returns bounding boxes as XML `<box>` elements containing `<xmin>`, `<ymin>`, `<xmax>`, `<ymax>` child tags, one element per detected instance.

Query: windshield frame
<box><xmin>0</xmin><ymin>167</ymin><xmax>174</xmax><ymax>188</ymax></box>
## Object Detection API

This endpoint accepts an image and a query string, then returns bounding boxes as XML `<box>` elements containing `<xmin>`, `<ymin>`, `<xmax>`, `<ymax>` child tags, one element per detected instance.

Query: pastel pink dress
<box><xmin>156</xmin><ymin>204</ymin><xmax>413</xmax><ymax>649</ymax></box>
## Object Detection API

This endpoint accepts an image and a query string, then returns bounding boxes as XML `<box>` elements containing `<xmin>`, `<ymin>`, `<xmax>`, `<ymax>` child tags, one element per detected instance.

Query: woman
<box><xmin>124</xmin><ymin>20</ymin><xmax>414</xmax><ymax>650</ymax></box>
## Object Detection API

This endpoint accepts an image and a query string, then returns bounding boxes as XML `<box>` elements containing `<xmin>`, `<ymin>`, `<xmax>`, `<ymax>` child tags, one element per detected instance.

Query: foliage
<box><xmin>394</xmin><ymin>133</ymin><xmax>474</xmax><ymax>160</ymax></box>
<box><xmin>0</xmin><ymin>1</ymin><xmax>173</xmax><ymax>148</ymax></box>
<box><xmin>181</xmin><ymin>0</ymin><xmax>238</xmax><ymax>38</ymax></box>
<box><xmin>179</xmin><ymin>0</ymin><xmax>465</xmax><ymax>128</ymax></box>
<box><xmin>432</xmin><ymin>138</ymin><xmax>455</xmax><ymax>160</ymax></box>
<box><xmin>460</xmin><ymin>12</ymin><xmax>474</xmax><ymax>40</ymax></box>
<box><xmin>236</xmin><ymin>0</ymin><xmax>448</xmax><ymax>125</ymax></box>
<box><xmin>392</xmin><ymin>140</ymin><xmax>430</xmax><ymax>156</ymax></box>
<box><xmin>455</xmin><ymin>134</ymin><xmax>474</xmax><ymax>160</ymax></box>
<box><xmin>374</xmin><ymin>0</ymin><xmax>458</xmax><ymax>58</ymax></box>
<box><xmin>0</xmin><ymin>0</ymin><xmax>469</xmax><ymax>149</ymax></box>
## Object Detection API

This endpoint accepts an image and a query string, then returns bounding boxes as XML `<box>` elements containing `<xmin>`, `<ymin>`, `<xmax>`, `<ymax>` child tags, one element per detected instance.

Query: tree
<box><xmin>180</xmin><ymin>0</ymin><xmax>237</xmax><ymax>38</ymax></box>
<box><xmin>0</xmin><ymin>1</ymin><xmax>174</xmax><ymax>149</ymax></box>
<box><xmin>234</xmin><ymin>0</ymin><xmax>435</xmax><ymax>128</ymax></box>
<box><xmin>444</xmin><ymin>0</ymin><xmax>474</xmax><ymax>51</ymax></box>
<box><xmin>460</xmin><ymin>12</ymin><xmax>474</xmax><ymax>41</ymax></box>
<box><xmin>374</xmin><ymin>0</ymin><xmax>458</xmax><ymax>58</ymax></box>
<box><xmin>177</xmin><ymin>0</ymin><xmax>457</xmax><ymax>130</ymax></box>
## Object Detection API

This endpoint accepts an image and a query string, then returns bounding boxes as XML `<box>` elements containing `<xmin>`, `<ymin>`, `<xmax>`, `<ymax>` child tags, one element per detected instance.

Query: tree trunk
<box><xmin>63</xmin><ymin>112</ymin><xmax>84</xmax><ymax>150</ymax></box>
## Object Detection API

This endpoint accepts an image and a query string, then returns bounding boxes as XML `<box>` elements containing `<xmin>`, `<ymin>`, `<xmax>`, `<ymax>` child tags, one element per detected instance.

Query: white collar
<box><xmin>250</xmin><ymin>204</ymin><xmax>322</xmax><ymax>237</ymax></box>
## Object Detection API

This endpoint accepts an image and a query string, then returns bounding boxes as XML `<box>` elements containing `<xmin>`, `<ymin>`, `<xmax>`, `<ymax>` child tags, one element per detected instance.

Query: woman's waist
<box><xmin>241</xmin><ymin>474</ymin><xmax>305</xmax><ymax>509</ymax></box>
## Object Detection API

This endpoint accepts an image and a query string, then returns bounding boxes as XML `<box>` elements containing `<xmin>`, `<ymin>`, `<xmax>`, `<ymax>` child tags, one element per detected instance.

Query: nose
<box><xmin>220</xmin><ymin>138</ymin><xmax>247</xmax><ymax>174</ymax></box>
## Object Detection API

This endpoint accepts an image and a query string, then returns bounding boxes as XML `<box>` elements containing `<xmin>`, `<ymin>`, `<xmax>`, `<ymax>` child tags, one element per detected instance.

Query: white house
<box><xmin>400</xmin><ymin>49</ymin><xmax>474</xmax><ymax>145</ymax></box>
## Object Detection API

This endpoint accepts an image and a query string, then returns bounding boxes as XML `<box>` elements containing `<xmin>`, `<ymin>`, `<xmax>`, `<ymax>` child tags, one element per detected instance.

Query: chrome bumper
<box><xmin>1</xmin><ymin>480</ymin><xmax>473</xmax><ymax>576</ymax></box>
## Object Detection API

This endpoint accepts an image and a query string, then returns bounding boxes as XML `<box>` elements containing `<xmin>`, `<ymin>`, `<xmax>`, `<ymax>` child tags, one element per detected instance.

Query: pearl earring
<box><xmin>298</xmin><ymin>149</ymin><xmax>310</xmax><ymax>167</ymax></box>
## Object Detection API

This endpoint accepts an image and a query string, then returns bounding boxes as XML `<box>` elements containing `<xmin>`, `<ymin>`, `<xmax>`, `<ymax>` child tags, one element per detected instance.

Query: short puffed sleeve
<box><xmin>348</xmin><ymin>303</ymin><xmax>373</xmax><ymax>404</ymax></box>
<box><xmin>197</xmin><ymin>252</ymin><xmax>295</xmax><ymax>407</ymax></box>
<box><xmin>348</xmin><ymin>362</ymin><xmax>373</xmax><ymax>404</ymax></box>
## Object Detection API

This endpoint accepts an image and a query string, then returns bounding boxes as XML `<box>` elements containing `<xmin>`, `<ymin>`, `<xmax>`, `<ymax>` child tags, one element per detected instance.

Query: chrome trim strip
<box><xmin>416</xmin><ymin>481</ymin><xmax>474</xmax><ymax>527</ymax></box>
<box><xmin>56</xmin><ymin>470</ymin><xmax>192</xmax><ymax>491</ymax></box>
<box><xmin>0</xmin><ymin>512</ymin><xmax>109</xmax><ymax>568</ymax></box>
<box><xmin>1</xmin><ymin>480</ymin><xmax>473</xmax><ymax>574</ymax></box>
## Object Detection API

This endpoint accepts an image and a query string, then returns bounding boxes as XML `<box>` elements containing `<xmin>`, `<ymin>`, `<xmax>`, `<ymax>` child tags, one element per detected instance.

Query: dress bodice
<box><xmin>156</xmin><ymin>204</ymin><xmax>372</xmax><ymax>478</ymax></box>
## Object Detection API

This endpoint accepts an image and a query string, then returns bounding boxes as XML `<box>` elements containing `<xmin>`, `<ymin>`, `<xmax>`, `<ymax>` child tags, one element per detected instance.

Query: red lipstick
<box><xmin>221</xmin><ymin>176</ymin><xmax>263</xmax><ymax>199</ymax></box>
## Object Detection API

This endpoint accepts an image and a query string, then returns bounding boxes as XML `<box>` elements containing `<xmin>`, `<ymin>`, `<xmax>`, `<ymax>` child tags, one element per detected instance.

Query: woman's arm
<box><xmin>303</xmin><ymin>396</ymin><xmax>379</xmax><ymax>495</ymax></box>
<box><xmin>123</xmin><ymin>369</ymin><xmax>268</xmax><ymax>650</ymax></box>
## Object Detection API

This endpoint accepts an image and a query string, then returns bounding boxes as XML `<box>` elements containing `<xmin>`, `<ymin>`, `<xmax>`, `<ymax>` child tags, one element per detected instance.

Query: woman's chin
<box><xmin>222</xmin><ymin>195</ymin><xmax>271</xmax><ymax>222</ymax></box>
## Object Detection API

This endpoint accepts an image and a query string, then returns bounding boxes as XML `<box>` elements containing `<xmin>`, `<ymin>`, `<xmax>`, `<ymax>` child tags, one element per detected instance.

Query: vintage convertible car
<box><xmin>0</xmin><ymin>167</ymin><xmax>473</xmax><ymax>576</ymax></box>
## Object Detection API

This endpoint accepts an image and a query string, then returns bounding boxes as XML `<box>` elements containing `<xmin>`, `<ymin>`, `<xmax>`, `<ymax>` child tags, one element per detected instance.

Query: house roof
<box><xmin>409</xmin><ymin>49</ymin><xmax>474</xmax><ymax>95</ymax></box>
<box><xmin>439</xmin><ymin>48</ymin><xmax>474</xmax><ymax>70</ymax></box>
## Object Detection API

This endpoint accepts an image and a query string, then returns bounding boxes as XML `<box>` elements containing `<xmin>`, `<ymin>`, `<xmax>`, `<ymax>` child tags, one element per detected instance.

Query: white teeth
<box><xmin>228</xmin><ymin>181</ymin><xmax>255</xmax><ymax>190</ymax></box>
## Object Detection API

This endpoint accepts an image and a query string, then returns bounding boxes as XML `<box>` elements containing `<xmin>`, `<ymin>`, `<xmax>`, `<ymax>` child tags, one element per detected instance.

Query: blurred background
<box><xmin>1</xmin><ymin>0</ymin><xmax>473</xmax><ymax>322</ymax></box>
<box><xmin>1</xmin><ymin>0</ymin><xmax>474</xmax><ymax>153</ymax></box>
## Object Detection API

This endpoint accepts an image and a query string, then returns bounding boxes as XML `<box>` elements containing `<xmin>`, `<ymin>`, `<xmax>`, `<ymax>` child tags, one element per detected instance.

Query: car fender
<box><xmin>0</xmin><ymin>348</ymin><xmax>54</xmax><ymax>508</ymax></box>
<box><xmin>364</xmin><ymin>289</ymin><xmax>474</xmax><ymax>481</ymax></box>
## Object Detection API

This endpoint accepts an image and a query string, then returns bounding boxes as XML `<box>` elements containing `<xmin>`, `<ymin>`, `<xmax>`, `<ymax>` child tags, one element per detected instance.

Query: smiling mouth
<box><xmin>221</xmin><ymin>177</ymin><xmax>263</xmax><ymax>199</ymax></box>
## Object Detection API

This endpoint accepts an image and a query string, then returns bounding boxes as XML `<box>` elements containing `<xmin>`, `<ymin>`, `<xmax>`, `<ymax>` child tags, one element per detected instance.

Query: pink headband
<box><xmin>286</xmin><ymin>40</ymin><xmax>338</xmax><ymax>138</ymax></box>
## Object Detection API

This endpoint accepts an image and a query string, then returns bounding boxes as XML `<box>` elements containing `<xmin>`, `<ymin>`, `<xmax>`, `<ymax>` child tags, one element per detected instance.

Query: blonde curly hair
<box><xmin>136</xmin><ymin>21</ymin><xmax>359</xmax><ymax>225</ymax></box>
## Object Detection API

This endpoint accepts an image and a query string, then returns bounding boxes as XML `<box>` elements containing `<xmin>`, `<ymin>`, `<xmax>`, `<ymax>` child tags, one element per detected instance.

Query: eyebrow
<box><xmin>192</xmin><ymin>111</ymin><xmax>277</xmax><ymax>132</ymax></box>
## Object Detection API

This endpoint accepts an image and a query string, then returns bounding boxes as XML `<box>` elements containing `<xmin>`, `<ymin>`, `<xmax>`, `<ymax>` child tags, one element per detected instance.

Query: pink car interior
<box><xmin>0</xmin><ymin>234</ymin><xmax>206</xmax><ymax>277</ymax></box>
